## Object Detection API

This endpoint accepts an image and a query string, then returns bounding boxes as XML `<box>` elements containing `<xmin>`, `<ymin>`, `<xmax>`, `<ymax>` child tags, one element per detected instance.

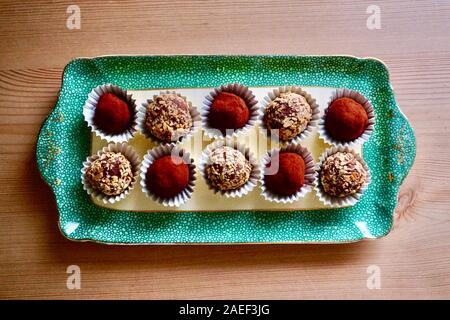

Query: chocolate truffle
<box><xmin>325</xmin><ymin>97</ymin><xmax>368</xmax><ymax>141</ymax></box>
<box><xmin>320</xmin><ymin>152</ymin><xmax>367</xmax><ymax>197</ymax></box>
<box><xmin>94</xmin><ymin>93</ymin><xmax>131</xmax><ymax>134</ymax></box>
<box><xmin>206</xmin><ymin>146</ymin><xmax>252</xmax><ymax>191</ymax></box>
<box><xmin>208</xmin><ymin>92</ymin><xmax>249</xmax><ymax>133</ymax></box>
<box><xmin>263</xmin><ymin>92</ymin><xmax>312</xmax><ymax>141</ymax></box>
<box><xmin>145</xmin><ymin>93</ymin><xmax>192</xmax><ymax>142</ymax></box>
<box><xmin>86</xmin><ymin>152</ymin><xmax>133</xmax><ymax>196</ymax></box>
<box><xmin>265</xmin><ymin>152</ymin><xmax>305</xmax><ymax>196</ymax></box>
<box><xmin>146</xmin><ymin>155</ymin><xmax>190</xmax><ymax>199</ymax></box>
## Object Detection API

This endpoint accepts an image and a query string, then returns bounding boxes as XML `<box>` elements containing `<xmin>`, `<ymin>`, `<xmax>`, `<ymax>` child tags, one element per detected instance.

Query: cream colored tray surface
<box><xmin>91</xmin><ymin>86</ymin><xmax>361</xmax><ymax>212</ymax></box>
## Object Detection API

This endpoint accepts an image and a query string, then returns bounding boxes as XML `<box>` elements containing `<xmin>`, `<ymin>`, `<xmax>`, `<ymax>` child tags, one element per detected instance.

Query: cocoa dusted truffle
<box><xmin>265</xmin><ymin>152</ymin><xmax>305</xmax><ymax>196</ymax></box>
<box><xmin>94</xmin><ymin>93</ymin><xmax>131</xmax><ymax>134</ymax></box>
<box><xmin>146</xmin><ymin>155</ymin><xmax>190</xmax><ymax>199</ymax></box>
<box><xmin>320</xmin><ymin>152</ymin><xmax>367</xmax><ymax>197</ymax></box>
<box><xmin>206</xmin><ymin>146</ymin><xmax>252</xmax><ymax>191</ymax></box>
<box><xmin>263</xmin><ymin>92</ymin><xmax>312</xmax><ymax>141</ymax></box>
<box><xmin>208</xmin><ymin>92</ymin><xmax>249</xmax><ymax>133</ymax></box>
<box><xmin>145</xmin><ymin>93</ymin><xmax>192</xmax><ymax>142</ymax></box>
<box><xmin>325</xmin><ymin>97</ymin><xmax>368</xmax><ymax>141</ymax></box>
<box><xmin>86</xmin><ymin>152</ymin><xmax>133</xmax><ymax>196</ymax></box>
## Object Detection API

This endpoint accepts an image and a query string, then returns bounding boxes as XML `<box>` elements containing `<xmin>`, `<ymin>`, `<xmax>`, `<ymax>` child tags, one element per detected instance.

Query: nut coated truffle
<box><xmin>208</xmin><ymin>92</ymin><xmax>249</xmax><ymax>134</ymax></box>
<box><xmin>145</xmin><ymin>93</ymin><xmax>192</xmax><ymax>142</ymax></box>
<box><xmin>86</xmin><ymin>152</ymin><xmax>133</xmax><ymax>196</ymax></box>
<box><xmin>265</xmin><ymin>152</ymin><xmax>305</xmax><ymax>196</ymax></box>
<box><xmin>320</xmin><ymin>151</ymin><xmax>367</xmax><ymax>197</ymax></box>
<box><xmin>94</xmin><ymin>93</ymin><xmax>131</xmax><ymax>134</ymax></box>
<box><xmin>206</xmin><ymin>146</ymin><xmax>252</xmax><ymax>191</ymax></box>
<box><xmin>146</xmin><ymin>155</ymin><xmax>190</xmax><ymax>199</ymax></box>
<box><xmin>325</xmin><ymin>97</ymin><xmax>368</xmax><ymax>141</ymax></box>
<box><xmin>263</xmin><ymin>92</ymin><xmax>312</xmax><ymax>141</ymax></box>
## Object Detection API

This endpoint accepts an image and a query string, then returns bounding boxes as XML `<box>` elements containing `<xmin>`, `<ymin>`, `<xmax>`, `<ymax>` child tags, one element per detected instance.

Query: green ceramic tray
<box><xmin>36</xmin><ymin>55</ymin><xmax>416</xmax><ymax>244</ymax></box>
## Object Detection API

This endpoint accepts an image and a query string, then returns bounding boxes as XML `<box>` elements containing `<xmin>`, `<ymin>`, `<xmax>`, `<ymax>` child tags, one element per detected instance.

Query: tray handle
<box><xmin>389</xmin><ymin>109</ymin><xmax>416</xmax><ymax>187</ymax></box>
<box><xmin>36</xmin><ymin>106</ymin><xmax>64</xmax><ymax>188</ymax></box>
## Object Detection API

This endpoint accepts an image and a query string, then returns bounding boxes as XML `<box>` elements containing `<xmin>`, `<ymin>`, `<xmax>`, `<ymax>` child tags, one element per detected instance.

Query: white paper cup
<box><xmin>137</xmin><ymin>91</ymin><xmax>200</xmax><ymax>144</ymax></box>
<box><xmin>199</xmin><ymin>139</ymin><xmax>260</xmax><ymax>198</ymax></box>
<box><xmin>81</xmin><ymin>143</ymin><xmax>140</xmax><ymax>204</ymax></box>
<box><xmin>201</xmin><ymin>83</ymin><xmax>259</xmax><ymax>139</ymax></box>
<box><xmin>318</xmin><ymin>88</ymin><xmax>375</xmax><ymax>147</ymax></box>
<box><xmin>260</xmin><ymin>144</ymin><xmax>316</xmax><ymax>203</ymax></box>
<box><xmin>260</xmin><ymin>86</ymin><xmax>320</xmax><ymax>144</ymax></box>
<box><xmin>315</xmin><ymin>146</ymin><xmax>371</xmax><ymax>207</ymax></box>
<box><xmin>140</xmin><ymin>144</ymin><xmax>196</xmax><ymax>207</ymax></box>
<box><xmin>83</xmin><ymin>84</ymin><xmax>138</xmax><ymax>143</ymax></box>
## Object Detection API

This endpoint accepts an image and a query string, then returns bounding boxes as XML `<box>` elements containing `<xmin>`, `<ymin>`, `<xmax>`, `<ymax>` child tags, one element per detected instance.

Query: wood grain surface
<box><xmin>0</xmin><ymin>0</ymin><xmax>449</xmax><ymax>299</ymax></box>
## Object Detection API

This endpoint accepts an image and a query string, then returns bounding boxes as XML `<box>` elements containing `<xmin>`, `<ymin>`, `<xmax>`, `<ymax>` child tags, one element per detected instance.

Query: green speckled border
<box><xmin>36</xmin><ymin>55</ymin><xmax>416</xmax><ymax>244</ymax></box>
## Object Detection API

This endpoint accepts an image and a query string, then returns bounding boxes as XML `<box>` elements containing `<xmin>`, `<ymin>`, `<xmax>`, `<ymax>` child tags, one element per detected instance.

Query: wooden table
<box><xmin>1</xmin><ymin>0</ymin><xmax>449</xmax><ymax>299</ymax></box>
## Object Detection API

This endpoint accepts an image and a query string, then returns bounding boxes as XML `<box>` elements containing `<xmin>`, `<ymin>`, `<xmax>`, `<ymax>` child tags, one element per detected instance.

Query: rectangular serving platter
<box><xmin>37</xmin><ymin>55</ymin><xmax>416</xmax><ymax>244</ymax></box>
